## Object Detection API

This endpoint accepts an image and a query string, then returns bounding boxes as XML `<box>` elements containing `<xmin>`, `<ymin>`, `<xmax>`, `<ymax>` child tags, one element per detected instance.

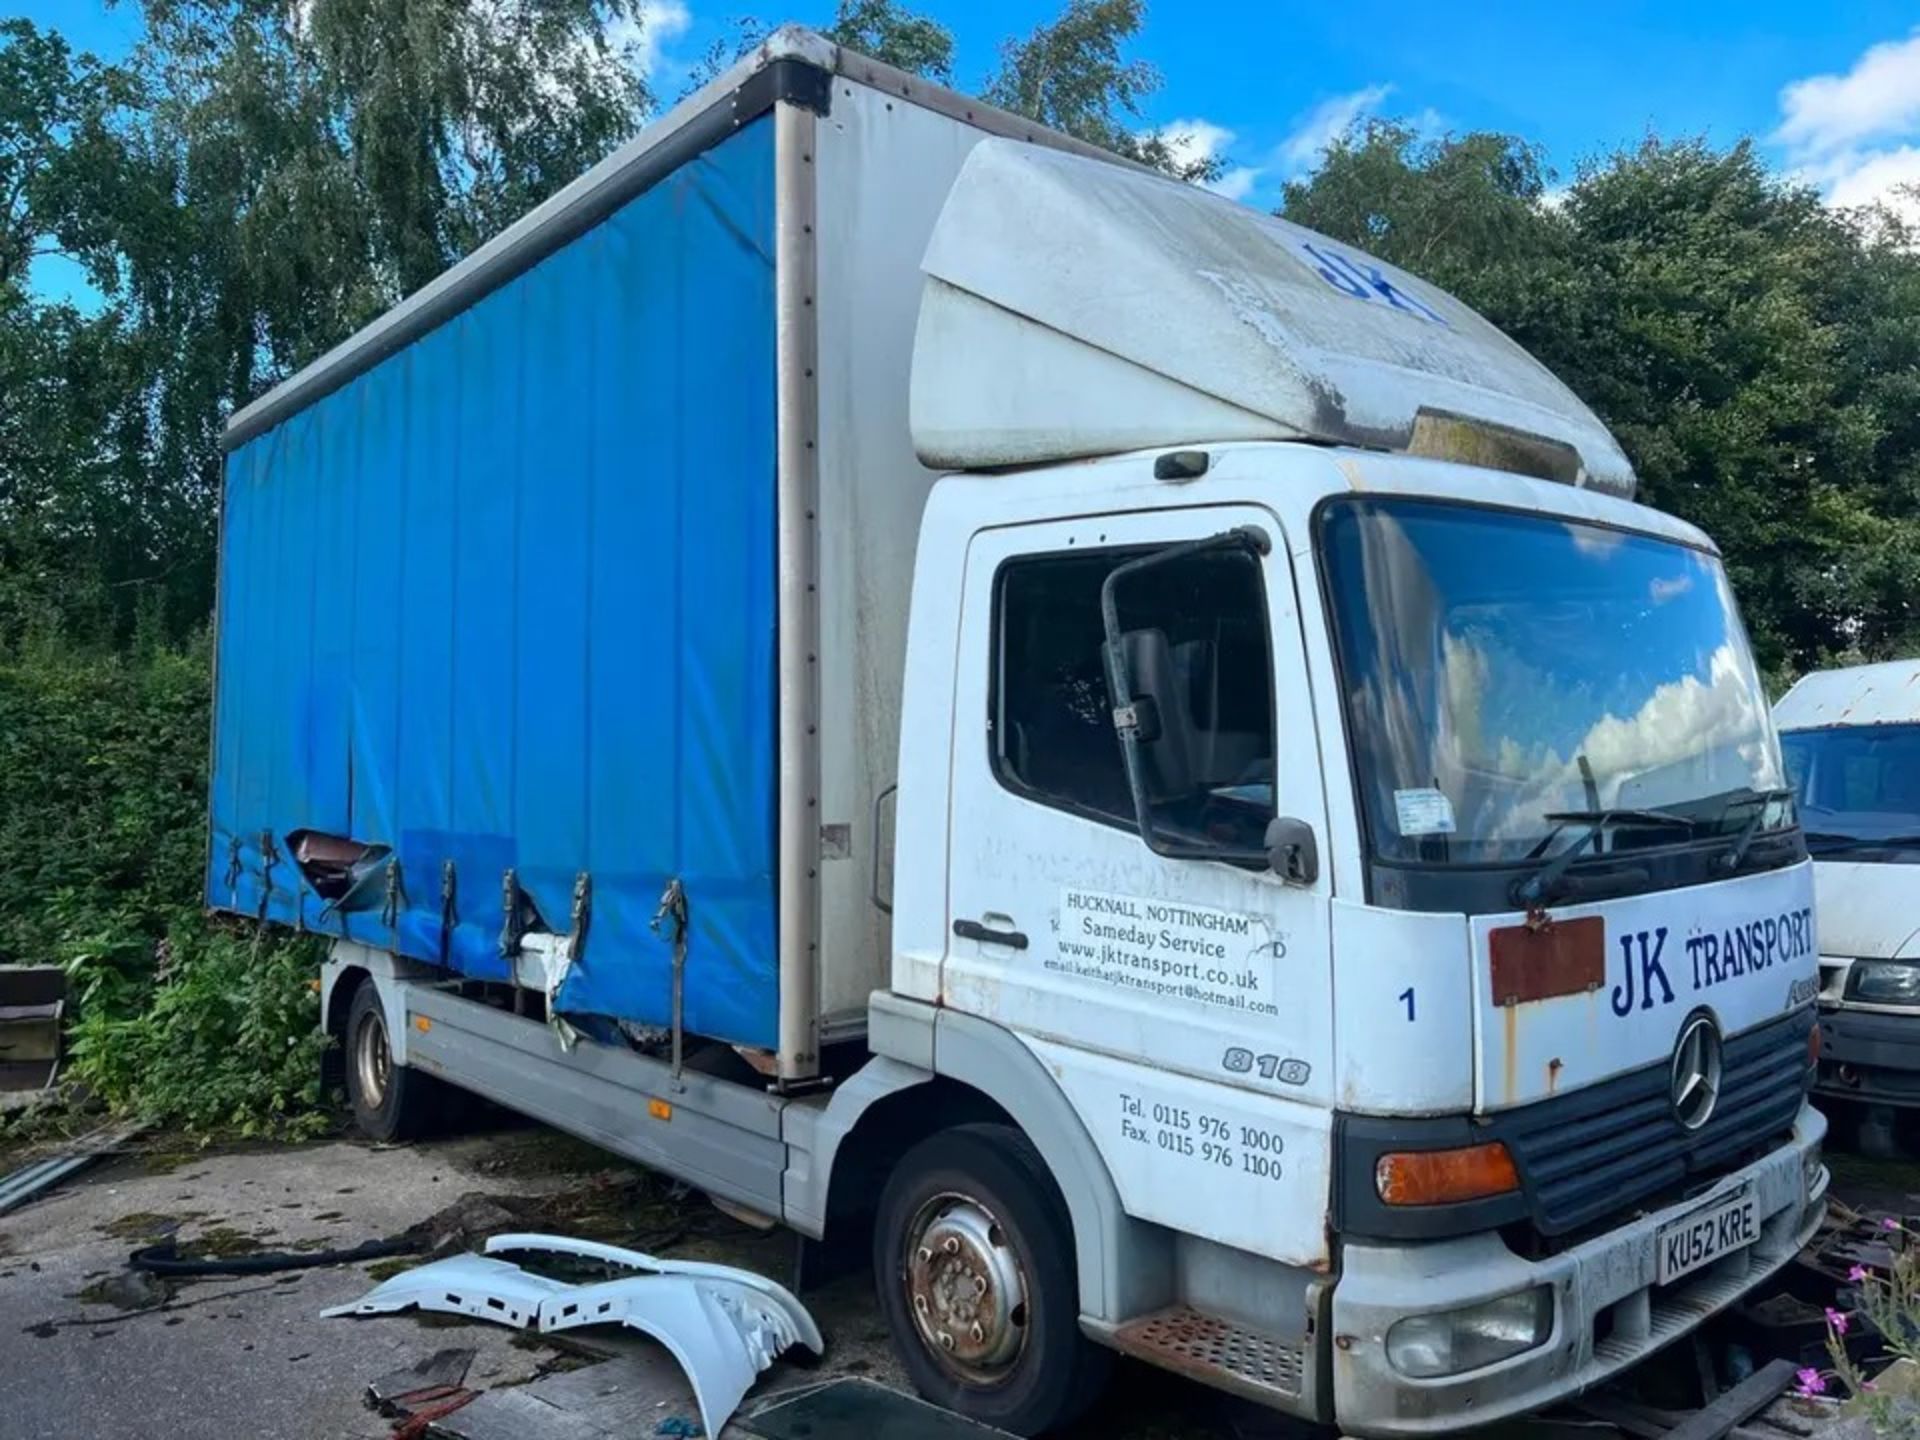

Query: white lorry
<box><xmin>1776</xmin><ymin>660</ymin><xmax>1920</xmax><ymax>1108</ymax></box>
<box><xmin>208</xmin><ymin>30</ymin><xmax>1828</xmax><ymax>1435</ymax></box>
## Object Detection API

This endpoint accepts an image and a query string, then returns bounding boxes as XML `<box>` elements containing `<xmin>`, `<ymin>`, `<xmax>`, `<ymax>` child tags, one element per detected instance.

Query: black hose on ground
<box><xmin>129</xmin><ymin>1234</ymin><xmax>420</xmax><ymax>1277</ymax></box>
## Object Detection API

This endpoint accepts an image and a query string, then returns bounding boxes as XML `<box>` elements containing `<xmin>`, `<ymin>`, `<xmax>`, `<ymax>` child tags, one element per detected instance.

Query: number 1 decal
<box><xmin>1398</xmin><ymin>987</ymin><xmax>1416</xmax><ymax>1021</ymax></box>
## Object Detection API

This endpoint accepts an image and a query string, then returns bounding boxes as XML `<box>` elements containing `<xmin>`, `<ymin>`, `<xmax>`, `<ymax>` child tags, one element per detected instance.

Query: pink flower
<box><xmin>1825</xmin><ymin>1307</ymin><xmax>1849</xmax><ymax>1335</ymax></box>
<box><xmin>1849</xmin><ymin>1264</ymin><xmax>1871</xmax><ymax>1283</ymax></box>
<box><xmin>1796</xmin><ymin>1367</ymin><xmax>1828</xmax><ymax>1397</ymax></box>
<box><xmin>1884</xmin><ymin>1217</ymin><xmax>1902</xmax><ymax>1231</ymax></box>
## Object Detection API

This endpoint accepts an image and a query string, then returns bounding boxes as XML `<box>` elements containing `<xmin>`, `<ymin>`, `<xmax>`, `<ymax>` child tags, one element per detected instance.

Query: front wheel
<box><xmin>873</xmin><ymin>1123</ymin><xmax>1111</xmax><ymax>1435</ymax></box>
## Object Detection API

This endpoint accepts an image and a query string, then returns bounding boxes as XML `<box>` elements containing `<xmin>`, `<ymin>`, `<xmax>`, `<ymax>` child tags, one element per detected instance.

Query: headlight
<box><xmin>1385</xmin><ymin>1288</ymin><xmax>1553</xmax><ymax>1379</ymax></box>
<box><xmin>1846</xmin><ymin>960</ymin><xmax>1920</xmax><ymax>1006</ymax></box>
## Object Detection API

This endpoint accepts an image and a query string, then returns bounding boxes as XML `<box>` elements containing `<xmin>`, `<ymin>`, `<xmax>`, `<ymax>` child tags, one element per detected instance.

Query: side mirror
<box><xmin>1108</xmin><ymin>628</ymin><xmax>1194</xmax><ymax>803</ymax></box>
<box><xmin>1266</xmin><ymin>817</ymin><xmax>1319</xmax><ymax>886</ymax></box>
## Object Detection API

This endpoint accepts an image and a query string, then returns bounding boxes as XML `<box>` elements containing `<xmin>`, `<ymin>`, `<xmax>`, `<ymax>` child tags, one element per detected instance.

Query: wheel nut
<box><xmin>938</xmin><ymin>1331</ymin><xmax>955</xmax><ymax>1351</ymax></box>
<box><xmin>973</xmin><ymin>1276</ymin><xmax>987</xmax><ymax>1297</ymax></box>
<box><xmin>914</xmin><ymin>1294</ymin><xmax>928</xmax><ymax>1314</ymax></box>
<box><xmin>970</xmin><ymin>1323</ymin><xmax>984</xmax><ymax>1343</ymax></box>
<box><xmin>943</xmin><ymin>1237</ymin><xmax>959</xmax><ymax>1254</ymax></box>
<box><xmin>916</xmin><ymin>1247</ymin><xmax>932</xmax><ymax>1263</ymax></box>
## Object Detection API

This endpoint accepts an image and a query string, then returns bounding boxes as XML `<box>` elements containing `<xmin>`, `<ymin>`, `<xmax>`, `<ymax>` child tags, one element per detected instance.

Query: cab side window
<box><xmin>991</xmin><ymin>545</ymin><xmax>1276</xmax><ymax>850</ymax></box>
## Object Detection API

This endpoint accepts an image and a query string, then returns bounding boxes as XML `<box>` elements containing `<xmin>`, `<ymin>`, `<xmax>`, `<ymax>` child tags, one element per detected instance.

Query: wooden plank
<box><xmin>1664</xmin><ymin>1360</ymin><xmax>1799</xmax><ymax>1440</ymax></box>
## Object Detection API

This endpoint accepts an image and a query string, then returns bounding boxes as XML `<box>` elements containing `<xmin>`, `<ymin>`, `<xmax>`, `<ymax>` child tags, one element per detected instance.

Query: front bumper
<box><xmin>1329</xmin><ymin>1102</ymin><xmax>1827</xmax><ymax>1437</ymax></box>
<box><xmin>1816</xmin><ymin>1006</ymin><xmax>1920</xmax><ymax>1106</ymax></box>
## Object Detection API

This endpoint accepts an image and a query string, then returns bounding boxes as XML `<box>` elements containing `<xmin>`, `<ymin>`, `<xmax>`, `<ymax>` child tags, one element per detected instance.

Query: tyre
<box><xmin>343</xmin><ymin>982</ymin><xmax>443</xmax><ymax>1142</ymax></box>
<box><xmin>873</xmin><ymin>1122</ymin><xmax>1112</xmax><ymax>1435</ymax></box>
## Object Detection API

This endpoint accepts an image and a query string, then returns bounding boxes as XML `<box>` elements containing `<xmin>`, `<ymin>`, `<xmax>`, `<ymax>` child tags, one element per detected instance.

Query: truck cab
<box><xmin>1775</xmin><ymin>661</ymin><xmax>1920</xmax><ymax>1108</ymax></box>
<box><xmin>865</xmin><ymin>132</ymin><xmax>1825</xmax><ymax>1434</ymax></box>
<box><xmin>880</xmin><ymin>440</ymin><xmax>1825</xmax><ymax>1435</ymax></box>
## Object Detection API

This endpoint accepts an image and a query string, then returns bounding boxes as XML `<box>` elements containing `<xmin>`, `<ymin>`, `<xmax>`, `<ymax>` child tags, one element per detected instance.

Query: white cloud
<box><xmin>1210</xmin><ymin>167</ymin><xmax>1260</xmax><ymax>201</ymax></box>
<box><xmin>613</xmin><ymin>0</ymin><xmax>693</xmax><ymax>84</ymax></box>
<box><xmin>1774</xmin><ymin>30</ymin><xmax>1920</xmax><ymax>221</ymax></box>
<box><xmin>1142</xmin><ymin>117</ymin><xmax>1267</xmax><ymax>202</ymax></box>
<box><xmin>1144</xmin><ymin>86</ymin><xmax>1393</xmax><ymax>207</ymax></box>
<box><xmin>1776</xmin><ymin>30</ymin><xmax>1920</xmax><ymax>156</ymax></box>
<box><xmin>1149</xmin><ymin>117</ymin><xmax>1235</xmax><ymax>175</ymax></box>
<box><xmin>1823</xmin><ymin>144</ymin><xmax>1920</xmax><ymax>212</ymax></box>
<box><xmin>1278</xmin><ymin>83</ymin><xmax>1392</xmax><ymax>175</ymax></box>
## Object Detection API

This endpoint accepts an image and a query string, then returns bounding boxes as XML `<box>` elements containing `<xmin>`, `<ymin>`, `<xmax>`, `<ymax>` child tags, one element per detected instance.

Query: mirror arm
<box><xmin>1099</xmin><ymin>526</ymin><xmax>1275</xmax><ymax>864</ymax></box>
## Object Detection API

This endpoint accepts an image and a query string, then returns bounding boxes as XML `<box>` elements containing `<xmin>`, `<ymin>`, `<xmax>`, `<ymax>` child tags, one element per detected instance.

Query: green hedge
<box><xmin>0</xmin><ymin>637</ymin><xmax>325</xmax><ymax>1135</ymax></box>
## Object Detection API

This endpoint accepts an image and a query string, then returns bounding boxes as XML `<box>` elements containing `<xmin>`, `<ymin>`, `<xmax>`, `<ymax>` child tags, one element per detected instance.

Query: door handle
<box><xmin>953</xmin><ymin>918</ymin><xmax>1029</xmax><ymax>950</ymax></box>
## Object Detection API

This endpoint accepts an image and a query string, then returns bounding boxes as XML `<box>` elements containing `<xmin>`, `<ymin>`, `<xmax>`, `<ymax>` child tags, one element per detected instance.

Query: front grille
<box><xmin>1501</xmin><ymin>1009</ymin><xmax>1811</xmax><ymax>1236</ymax></box>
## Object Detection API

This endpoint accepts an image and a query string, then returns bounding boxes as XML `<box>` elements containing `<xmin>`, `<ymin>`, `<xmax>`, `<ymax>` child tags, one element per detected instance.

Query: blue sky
<box><xmin>22</xmin><ymin>0</ymin><xmax>1920</xmax><ymax>244</ymax></box>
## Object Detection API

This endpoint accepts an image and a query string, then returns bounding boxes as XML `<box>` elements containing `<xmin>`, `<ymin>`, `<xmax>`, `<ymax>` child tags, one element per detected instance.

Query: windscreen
<box><xmin>1320</xmin><ymin>497</ymin><xmax>1785</xmax><ymax>865</ymax></box>
<box><xmin>1781</xmin><ymin>723</ymin><xmax>1920</xmax><ymax>862</ymax></box>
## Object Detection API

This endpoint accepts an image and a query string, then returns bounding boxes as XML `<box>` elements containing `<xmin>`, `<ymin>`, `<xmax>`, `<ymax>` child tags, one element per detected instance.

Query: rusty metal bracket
<box><xmin>439</xmin><ymin>860</ymin><xmax>458</xmax><ymax>967</ymax></box>
<box><xmin>652</xmin><ymin>878</ymin><xmax>690</xmax><ymax>1087</ymax></box>
<box><xmin>499</xmin><ymin>868</ymin><xmax>524</xmax><ymax>960</ymax></box>
<box><xmin>224</xmin><ymin>834</ymin><xmax>243</xmax><ymax>905</ymax></box>
<box><xmin>568</xmin><ymin>871</ymin><xmax>592</xmax><ymax>963</ymax></box>
<box><xmin>257</xmin><ymin>829</ymin><xmax>279</xmax><ymax>925</ymax></box>
<box><xmin>381</xmin><ymin>857</ymin><xmax>406</xmax><ymax>929</ymax></box>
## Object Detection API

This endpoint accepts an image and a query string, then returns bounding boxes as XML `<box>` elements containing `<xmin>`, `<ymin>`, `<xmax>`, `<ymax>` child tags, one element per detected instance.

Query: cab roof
<box><xmin>1774</xmin><ymin>659</ymin><xmax>1920</xmax><ymax>731</ymax></box>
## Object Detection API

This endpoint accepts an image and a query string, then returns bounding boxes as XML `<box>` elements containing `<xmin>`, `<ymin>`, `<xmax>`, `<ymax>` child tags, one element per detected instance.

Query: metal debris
<box><xmin>367</xmin><ymin>1348</ymin><xmax>477</xmax><ymax>1413</ymax></box>
<box><xmin>325</xmin><ymin>1233</ymin><xmax>822</xmax><ymax>1438</ymax></box>
<box><xmin>0</xmin><ymin>965</ymin><xmax>67</xmax><ymax>1091</ymax></box>
<box><xmin>0</xmin><ymin>1117</ymin><xmax>149</xmax><ymax>1217</ymax></box>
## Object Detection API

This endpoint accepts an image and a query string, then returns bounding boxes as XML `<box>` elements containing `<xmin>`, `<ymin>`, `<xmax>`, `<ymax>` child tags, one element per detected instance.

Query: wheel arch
<box><xmin>795</xmin><ymin>1009</ymin><xmax>1172</xmax><ymax>1323</ymax></box>
<box><xmin>321</xmin><ymin>941</ymin><xmax>439</xmax><ymax>1070</ymax></box>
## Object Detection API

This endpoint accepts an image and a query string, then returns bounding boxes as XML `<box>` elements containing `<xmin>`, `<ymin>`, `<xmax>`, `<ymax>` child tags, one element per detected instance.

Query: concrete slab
<box><xmin>0</xmin><ymin>1125</ymin><xmax>1257</xmax><ymax>1440</ymax></box>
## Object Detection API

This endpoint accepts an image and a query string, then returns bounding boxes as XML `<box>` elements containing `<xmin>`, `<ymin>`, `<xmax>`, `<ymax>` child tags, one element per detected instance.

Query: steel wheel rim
<box><xmin>902</xmin><ymin>1191</ymin><xmax>1030</xmax><ymax>1383</ymax></box>
<box><xmin>353</xmin><ymin>1007</ymin><xmax>391</xmax><ymax>1109</ymax></box>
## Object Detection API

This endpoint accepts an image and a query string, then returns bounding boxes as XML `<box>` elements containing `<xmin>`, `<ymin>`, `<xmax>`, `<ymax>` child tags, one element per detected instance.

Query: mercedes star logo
<box><xmin>1670</xmin><ymin>1013</ymin><xmax>1724</xmax><ymax>1131</ymax></box>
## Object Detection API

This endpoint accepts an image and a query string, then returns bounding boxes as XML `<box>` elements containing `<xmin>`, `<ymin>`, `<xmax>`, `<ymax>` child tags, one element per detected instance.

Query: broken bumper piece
<box><xmin>323</xmin><ymin>1232</ymin><xmax>822</xmax><ymax>1437</ymax></box>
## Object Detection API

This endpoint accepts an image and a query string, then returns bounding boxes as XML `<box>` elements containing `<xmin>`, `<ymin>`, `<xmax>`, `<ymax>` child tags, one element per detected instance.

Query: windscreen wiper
<box><xmin>1514</xmin><ymin>807</ymin><xmax>1696</xmax><ymax>908</ymax></box>
<box><xmin>1715</xmin><ymin>787</ymin><xmax>1796</xmax><ymax>874</ymax></box>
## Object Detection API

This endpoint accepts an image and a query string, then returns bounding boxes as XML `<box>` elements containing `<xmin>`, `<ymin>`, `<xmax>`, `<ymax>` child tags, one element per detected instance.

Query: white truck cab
<box><xmin>1776</xmin><ymin>661</ymin><xmax>1920</xmax><ymax>1107</ymax></box>
<box><xmin>884</xmin><ymin>441</ymin><xmax>1825</xmax><ymax>1434</ymax></box>
<box><xmin>208</xmin><ymin>31</ymin><xmax>1827</xmax><ymax>1436</ymax></box>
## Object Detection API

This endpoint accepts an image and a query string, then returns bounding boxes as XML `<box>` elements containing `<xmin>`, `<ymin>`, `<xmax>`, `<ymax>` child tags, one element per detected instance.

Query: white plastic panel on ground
<box><xmin>910</xmin><ymin>139</ymin><xmax>1635</xmax><ymax>496</ymax></box>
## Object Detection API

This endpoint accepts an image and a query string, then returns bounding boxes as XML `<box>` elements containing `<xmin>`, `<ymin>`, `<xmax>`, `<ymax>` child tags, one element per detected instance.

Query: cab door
<box><xmin>942</xmin><ymin>503</ymin><xmax>1334</xmax><ymax>1265</ymax></box>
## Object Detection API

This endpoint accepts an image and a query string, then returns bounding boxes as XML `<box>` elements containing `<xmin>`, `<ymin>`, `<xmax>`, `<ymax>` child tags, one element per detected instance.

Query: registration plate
<box><xmin>1655</xmin><ymin>1188</ymin><xmax>1758</xmax><ymax>1285</ymax></box>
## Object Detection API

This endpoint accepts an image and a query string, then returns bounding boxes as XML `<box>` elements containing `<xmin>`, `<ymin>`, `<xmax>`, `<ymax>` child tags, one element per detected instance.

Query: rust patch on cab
<box><xmin>1490</xmin><ymin>915</ymin><xmax>1605</xmax><ymax>1006</ymax></box>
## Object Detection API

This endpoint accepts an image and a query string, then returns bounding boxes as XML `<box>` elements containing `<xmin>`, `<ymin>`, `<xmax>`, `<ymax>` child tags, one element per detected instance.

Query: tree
<box><xmin>2</xmin><ymin>0</ymin><xmax>655</xmax><ymax>642</ymax></box>
<box><xmin>825</xmin><ymin>0</ymin><xmax>954</xmax><ymax>84</ymax></box>
<box><xmin>0</xmin><ymin>20</ymin><xmax>140</xmax><ymax>289</ymax></box>
<box><xmin>983</xmin><ymin>0</ymin><xmax>1213</xmax><ymax>180</ymax></box>
<box><xmin>1283</xmin><ymin>125</ymin><xmax>1920</xmax><ymax>673</ymax></box>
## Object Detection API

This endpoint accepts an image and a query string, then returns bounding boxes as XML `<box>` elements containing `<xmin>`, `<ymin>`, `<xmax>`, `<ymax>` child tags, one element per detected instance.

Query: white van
<box><xmin>1776</xmin><ymin>660</ymin><xmax>1920</xmax><ymax>1106</ymax></box>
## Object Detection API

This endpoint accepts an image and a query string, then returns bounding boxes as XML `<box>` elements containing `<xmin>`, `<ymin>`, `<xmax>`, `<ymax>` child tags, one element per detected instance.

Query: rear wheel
<box><xmin>344</xmin><ymin>982</ymin><xmax>442</xmax><ymax>1142</ymax></box>
<box><xmin>874</xmin><ymin>1122</ymin><xmax>1110</xmax><ymax>1435</ymax></box>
